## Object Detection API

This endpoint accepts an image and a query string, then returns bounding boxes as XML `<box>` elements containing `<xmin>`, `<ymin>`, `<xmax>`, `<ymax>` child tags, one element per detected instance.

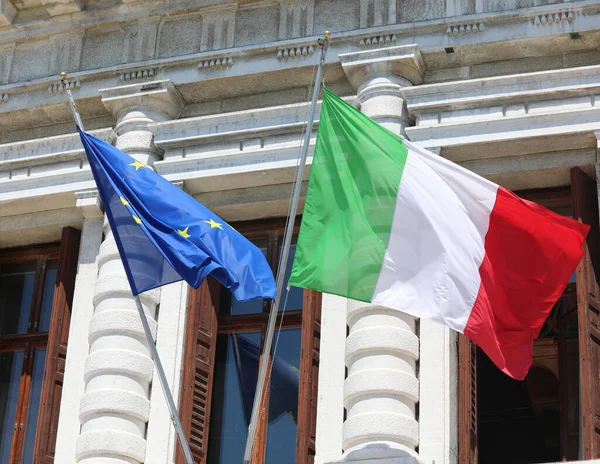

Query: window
<box><xmin>458</xmin><ymin>172</ymin><xmax>600</xmax><ymax>462</ymax></box>
<box><xmin>177</xmin><ymin>219</ymin><xmax>321</xmax><ymax>464</ymax></box>
<box><xmin>0</xmin><ymin>227</ymin><xmax>80</xmax><ymax>464</ymax></box>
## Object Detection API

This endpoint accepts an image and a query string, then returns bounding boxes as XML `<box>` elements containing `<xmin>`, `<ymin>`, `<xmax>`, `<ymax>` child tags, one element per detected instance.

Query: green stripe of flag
<box><xmin>289</xmin><ymin>88</ymin><xmax>409</xmax><ymax>301</ymax></box>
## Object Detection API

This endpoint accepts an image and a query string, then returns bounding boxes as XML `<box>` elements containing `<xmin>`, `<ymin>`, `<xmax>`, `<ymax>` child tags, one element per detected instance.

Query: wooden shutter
<box><xmin>35</xmin><ymin>226</ymin><xmax>81</xmax><ymax>463</ymax></box>
<box><xmin>296</xmin><ymin>289</ymin><xmax>322</xmax><ymax>464</ymax></box>
<box><xmin>571</xmin><ymin>167</ymin><xmax>600</xmax><ymax>459</ymax></box>
<box><xmin>458</xmin><ymin>335</ymin><xmax>478</xmax><ymax>464</ymax></box>
<box><xmin>177</xmin><ymin>278</ymin><xmax>220</xmax><ymax>464</ymax></box>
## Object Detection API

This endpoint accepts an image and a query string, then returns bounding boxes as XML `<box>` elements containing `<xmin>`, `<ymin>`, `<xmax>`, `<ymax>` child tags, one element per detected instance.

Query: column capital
<box><xmin>75</xmin><ymin>188</ymin><xmax>103</xmax><ymax>220</ymax></box>
<box><xmin>99</xmin><ymin>79</ymin><xmax>184</xmax><ymax>126</ymax></box>
<box><xmin>339</xmin><ymin>44</ymin><xmax>426</xmax><ymax>91</ymax></box>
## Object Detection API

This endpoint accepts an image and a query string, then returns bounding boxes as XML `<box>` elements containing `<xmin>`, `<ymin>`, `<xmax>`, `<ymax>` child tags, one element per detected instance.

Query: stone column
<box><xmin>75</xmin><ymin>81</ymin><xmax>183</xmax><ymax>464</ymax></box>
<box><xmin>55</xmin><ymin>190</ymin><xmax>103</xmax><ymax>464</ymax></box>
<box><xmin>337</xmin><ymin>45</ymin><xmax>425</xmax><ymax>464</ymax></box>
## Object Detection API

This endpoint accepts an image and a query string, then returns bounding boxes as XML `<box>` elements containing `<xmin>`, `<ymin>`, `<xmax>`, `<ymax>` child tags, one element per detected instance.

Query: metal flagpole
<box><xmin>59</xmin><ymin>73</ymin><xmax>195</xmax><ymax>464</ymax></box>
<box><xmin>242</xmin><ymin>31</ymin><xmax>330</xmax><ymax>463</ymax></box>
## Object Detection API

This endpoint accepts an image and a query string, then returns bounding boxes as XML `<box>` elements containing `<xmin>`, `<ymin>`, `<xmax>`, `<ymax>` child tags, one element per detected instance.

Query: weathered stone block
<box><xmin>235</xmin><ymin>4</ymin><xmax>279</xmax><ymax>47</ymax></box>
<box><xmin>158</xmin><ymin>14</ymin><xmax>203</xmax><ymax>58</ymax></box>
<box><xmin>41</xmin><ymin>0</ymin><xmax>83</xmax><ymax>16</ymax></box>
<box><xmin>315</xmin><ymin>0</ymin><xmax>359</xmax><ymax>34</ymax></box>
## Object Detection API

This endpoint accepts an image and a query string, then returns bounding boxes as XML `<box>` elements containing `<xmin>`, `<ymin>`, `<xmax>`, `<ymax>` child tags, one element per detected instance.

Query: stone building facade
<box><xmin>0</xmin><ymin>0</ymin><xmax>599</xmax><ymax>463</ymax></box>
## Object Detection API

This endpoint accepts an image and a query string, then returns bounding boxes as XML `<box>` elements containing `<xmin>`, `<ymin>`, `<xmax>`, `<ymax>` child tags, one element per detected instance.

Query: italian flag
<box><xmin>289</xmin><ymin>88</ymin><xmax>589</xmax><ymax>380</ymax></box>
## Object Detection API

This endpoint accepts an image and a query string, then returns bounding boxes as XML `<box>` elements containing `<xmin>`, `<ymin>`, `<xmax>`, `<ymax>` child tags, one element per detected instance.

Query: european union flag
<box><xmin>78</xmin><ymin>128</ymin><xmax>276</xmax><ymax>300</ymax></box>
<box><xmin>232</xmin><ymin>334</ymin><xmax>299</xmax><ymax>424</ymax></box>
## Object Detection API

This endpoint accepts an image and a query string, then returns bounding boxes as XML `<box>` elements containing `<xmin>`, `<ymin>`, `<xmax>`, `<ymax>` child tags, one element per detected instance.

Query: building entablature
<box><xmin>0</xmin><ymin>1</ymin><xmax>597</xmax><ymax>132</ymax></box>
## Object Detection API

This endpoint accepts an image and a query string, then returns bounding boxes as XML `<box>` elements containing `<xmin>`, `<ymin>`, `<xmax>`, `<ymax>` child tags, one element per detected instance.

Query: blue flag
<box><xmin>78</xmin><ymin>128</ymin><xmax>276</xmax><ymax>300</ymax></box>
<box><xmin>232</xmin><ymin>334</ymin><xmax>299</xmax><ymax>424</ymax></box>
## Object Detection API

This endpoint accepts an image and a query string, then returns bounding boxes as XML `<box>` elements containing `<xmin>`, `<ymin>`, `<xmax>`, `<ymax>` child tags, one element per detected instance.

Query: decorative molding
<box><xmin>276</xmin><ymin>45</ymin><xmax>314</xmax><ymax>59</ymax></box>
<box><xmin>402</xmin><ymin>66</ymin><xmax>600</xmax><ymax>158</ymax></box>
<box><xmin>0</xmin><ymin>129</ymin><xmax>113</xmax><ymax>169</ymax></box>
<box><xmin>446</xmin><ymin>23</ymin><xmax>484</xmax><ymax>35</ymax></box>
<box><xmin>360</xmin><ymin>0</ymin><xmax>396</xmax><ymax>29</ymax></box>
<box><xmin>277</xmin><ymin>0</ymin><xmax>314</xmax><ymax>40</ymax></box>
<box><xmin>533</xmin><ymin>11</ymin><xmax>575</xmax><ymax>26</ymax></box>
<box><xmin>120</xmin><ymin>68</ymin><xmax>158</xmax><ymax>81</ymax></box>
<box><xmin>198</xmin><ymin>57</ymin><xmax>233</xmax><ymax>68</ymax></box>
<box><xmin>50</xmin><ymin>30</ymin><xmax>84</xmax><ymax>75</ymax></box>
<box><xmin>200</xmin><ymin>5</ymin><xmax>237</xmax><ymax>52</ymax></box>
<box><xmin>48</xmin><ymin>80</ymin><xmax>80</xmax><ymax>93</ymax></box>
<box><xmin>359</xmin><ymin>34</ymin><xmax>397</xmax><ymax>48</ymax></box>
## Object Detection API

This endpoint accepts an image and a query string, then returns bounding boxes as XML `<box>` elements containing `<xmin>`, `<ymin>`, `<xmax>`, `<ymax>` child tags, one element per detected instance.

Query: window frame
<box><xmin>177</xmin><ymin>218</ymin><xmax>321</xmax><ymax>464</ymax></box>
<box><xmin>0</xmin><ymin>226</ymin><xmax>80</xmax><ymax>464</ymax></box>
<box><xmin>0</xmin><ymin>244</ymin><xmax>59</xmax><ymax>463</ymax></box>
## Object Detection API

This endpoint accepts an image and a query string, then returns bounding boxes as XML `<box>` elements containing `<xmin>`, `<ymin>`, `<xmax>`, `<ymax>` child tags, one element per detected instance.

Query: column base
<box><xmin>330</xmin><ymin>442</ymin><xmax>422</xmax><ymax>464</ymax></box>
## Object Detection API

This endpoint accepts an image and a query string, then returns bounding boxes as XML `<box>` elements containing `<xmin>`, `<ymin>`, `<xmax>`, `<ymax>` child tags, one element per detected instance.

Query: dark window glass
<box><xmin>208</xmin><ymin>332</ymin><xmax>261</xmax><ymax>464</ymax></box>
<box><xmin>0</xmin><ymin>351</ymin><xmax>24</xmax><ymax>462</ymax></box>
<box><xmin>21</xmin><ymin>348</ymin><xmax>47</xmax><ymax>464</ymax></box>
<box><xmin>0</xmin><ymin>263</ymin><xmax>36</xmax><ymax>335</ymax></box>
<box><xmin>266</xmin><ymin>328</ymin><xmax>301</xmax><ymax>463</ymax></box>
<box><xmin>39</xmin><ymin>261</ymin><xmax>58</xmax><ymax>333</ymax></box>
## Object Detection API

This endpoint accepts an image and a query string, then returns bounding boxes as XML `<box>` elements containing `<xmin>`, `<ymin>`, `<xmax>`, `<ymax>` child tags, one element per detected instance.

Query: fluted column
<box><xmin>338</xmin><ymin>45</ymin><xmax>425</xmax><ymax>464</ymax></box>
<box><xmin>75</xmin><ymin>81</ymin><xmax>183</xmax><ymax>464</ymax></box>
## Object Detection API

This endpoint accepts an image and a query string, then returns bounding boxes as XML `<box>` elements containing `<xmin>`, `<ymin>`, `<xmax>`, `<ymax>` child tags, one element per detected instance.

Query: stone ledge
<box><xmin>403</xmin><ymin>64</ymin><xmax>600</xmax><ymax>114</ymax></box>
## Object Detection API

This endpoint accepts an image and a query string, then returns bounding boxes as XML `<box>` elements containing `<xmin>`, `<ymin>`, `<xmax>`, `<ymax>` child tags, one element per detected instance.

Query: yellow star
<box><xmin>177</xmin><ymin>227</ymin><xmax>191</xmax><ymax>238</ymax></box>
<box><xmin>204</xmin><ymin>219</ymin><xmax>223</xmax><ymax>230</ymax></box>
<box><xmin>129</xmin><ymin>160</ymin><xmax>147</xmax><ymax>171</ymax></box>
<box><xmin>132</xmin><ymin>215</ymin><xmax>142</xmax><ymax>225</ymax></box>
<box><xmin>120</xmin><ymin>196</ymin><xmax>129</xmax><ymax>206</ymax></box>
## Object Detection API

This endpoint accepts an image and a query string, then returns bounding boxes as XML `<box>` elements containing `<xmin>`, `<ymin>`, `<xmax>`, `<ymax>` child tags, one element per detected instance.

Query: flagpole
<box><xmin>242</xmin><ymin>31</ymin><xmax>330</xmax><ymax>463</ymax></box>
<box><xmin>59</xmin><ymin>73</ymin><xmax>195</xmax><ymax>464</ymax></box>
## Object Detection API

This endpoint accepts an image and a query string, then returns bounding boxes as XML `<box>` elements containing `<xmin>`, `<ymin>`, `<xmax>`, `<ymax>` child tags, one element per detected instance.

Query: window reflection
<box><xmin>0</xmin><ymin>351</ymin><xmax>24</xmax><ymax>463</ymax></box>
<box><xmin>266</xmin><ymin>328</ymin><xmax>301</xmax><ymax>463</ymax></box>
<box><xmin>21</xmin><ymin>348</ymin><xmax>47</xmax><ymax>464</ymax></box>
<box><xmin>208</xmin><ymin>332</ymin><xmax>261</xmax><ymax>464</ymax></box>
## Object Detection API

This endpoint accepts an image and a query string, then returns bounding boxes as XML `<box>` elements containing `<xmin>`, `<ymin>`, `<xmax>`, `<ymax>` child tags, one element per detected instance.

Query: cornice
<box><xmin>402</xmin><ymin>64</ymin><xmax>600</xmax><ymax>113</ymax></box>
<box><xmin>0</xmin><ymin>128</ymin><xmax>114</xmax><ymax>169</ymax></box>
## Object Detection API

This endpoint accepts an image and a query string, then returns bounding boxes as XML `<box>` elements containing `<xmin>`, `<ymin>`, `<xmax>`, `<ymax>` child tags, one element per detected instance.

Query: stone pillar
<box><xmin>337</xmin><ymin>45</ymin><xmax>425</xmax><ymax>464</ymax></box>
<box><xmin>55</xmin><ymin>190</ymin><xmax>103</xmax><ymax>464</ymax></box>
<box><xmin>75</xmin><ymin>81</ymin><xmax>183</xmax><ymax>464</ymax></box>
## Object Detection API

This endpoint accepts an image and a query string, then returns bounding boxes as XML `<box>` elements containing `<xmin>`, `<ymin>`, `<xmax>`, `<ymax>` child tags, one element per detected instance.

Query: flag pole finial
<box><xmin>324</xmin><ymin>30</ymin><xmax>330</xmax><ymax>39</ymax></box>
<box><xmin>59</xmin><ymin>72</ymin><xmax>84</xmax><ymax>130</ymax></box>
